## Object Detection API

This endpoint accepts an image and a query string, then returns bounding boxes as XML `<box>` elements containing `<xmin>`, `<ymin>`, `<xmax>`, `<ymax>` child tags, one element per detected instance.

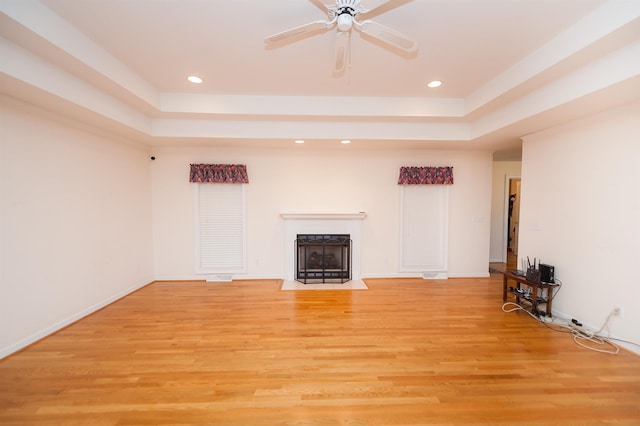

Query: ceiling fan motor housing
<box><xmin>337</xmin><ymin>6</ymin><xmax>356</xmax><ymax>16</ymax></box>
<box><xmin>330</xmin><ymin>1</ymin><xmax>362</xmax><ymax>17</ymax></box>
<box><xmin>332</xmin><ymin>0</ymin><xmax>363</xmax><ymax>32</ymax></box>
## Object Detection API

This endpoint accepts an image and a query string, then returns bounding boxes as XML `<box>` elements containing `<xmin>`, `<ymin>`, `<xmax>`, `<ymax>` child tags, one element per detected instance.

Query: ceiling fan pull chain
<box><xmin>348</xmin><ymin>31</ymin><xmax>353</xmax><ymax>71</ymax></box>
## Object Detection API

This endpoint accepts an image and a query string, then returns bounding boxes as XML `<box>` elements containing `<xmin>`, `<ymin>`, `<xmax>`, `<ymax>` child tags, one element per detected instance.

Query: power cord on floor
<box><xmin>501</xmin><ymin>301</ymin><xmax>622</xmax><ymax>355</ymax></box>
<box><xmin>502</xmin><ymin>301</ymin><xmax>539</xmax><ymax>320</ymax></box>
<box><xmin>571</xmin><ymin>309</ymin><xmax>620</xmax><ymax>355</ymax></box>
<box><xmin>572</xmin><ymin>330</ymin><xmax>619</xmax><ymax>355</ymax></box>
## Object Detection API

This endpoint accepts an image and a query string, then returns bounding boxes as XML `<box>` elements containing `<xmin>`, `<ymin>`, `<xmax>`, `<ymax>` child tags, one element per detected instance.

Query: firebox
<box><xmin>296</xmin><ymin>234</ymin><xmax>351</xmax><ymax>284</ymax></box>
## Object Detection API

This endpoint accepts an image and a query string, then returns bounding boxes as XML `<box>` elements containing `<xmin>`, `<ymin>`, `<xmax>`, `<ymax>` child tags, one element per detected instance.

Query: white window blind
<box><xmin>399</xmin><ymin>185</ymin><xmax>449</xmax><ymax>272</ymax></box>
<box><xmin>195</xmin><ymin>183</ymin><xmax>246</xmax><ymax>273</ymax></box>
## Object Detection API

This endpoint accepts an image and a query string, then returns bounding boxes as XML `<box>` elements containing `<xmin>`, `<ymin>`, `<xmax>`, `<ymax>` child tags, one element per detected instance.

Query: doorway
<box><xmin>504</xmin><ymin>177</ymin><xmax>521</xmax><ymax>268</ymax></box>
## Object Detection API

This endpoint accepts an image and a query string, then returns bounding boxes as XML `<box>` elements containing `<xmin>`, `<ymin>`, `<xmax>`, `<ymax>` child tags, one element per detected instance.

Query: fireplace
<box><xmin>281</xmin><ymin>213</ymin><xmax>366</xmax><ymax>284</ymax></box>
<box><xmin>296</xmin><ymin>234</ymin><xmax>351</xmax><ymax>284</ymax></box>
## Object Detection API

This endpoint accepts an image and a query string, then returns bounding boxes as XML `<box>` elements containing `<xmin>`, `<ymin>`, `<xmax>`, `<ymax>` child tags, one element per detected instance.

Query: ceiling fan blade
<box><xmin>334</xmin><ymin>31</ymin><xmax>350</xmax><ymax>74</ymax></box>
<box><xmin>265</xmin><ymin>20</ymin><xmax>330</xmax><ymax>44</ymax></box>
<box><xmin>358</xmin><ymin>20</ymin><xmax>418</xmax><ymax>53</ymax></box>
<box><xmin>359</xmin><ymin>0</ymin><xmax>392</xmax><ymax>14</ymax></box>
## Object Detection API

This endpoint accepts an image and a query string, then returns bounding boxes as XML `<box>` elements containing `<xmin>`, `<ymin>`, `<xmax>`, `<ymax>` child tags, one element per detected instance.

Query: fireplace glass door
<box><xmin>296</xmin><ymin>234</ymin><xmax>351</xmax><ymax>284</ymax></box>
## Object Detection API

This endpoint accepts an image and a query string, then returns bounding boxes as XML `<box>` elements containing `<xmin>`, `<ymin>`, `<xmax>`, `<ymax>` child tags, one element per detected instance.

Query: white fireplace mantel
<box><xmin>280</xmin><ymin>213</ymin><xmax>366</xmax><ymax>220</ymax></box>
<box><xmin>281</xmin><ymin>213</ymin><xmax>366</xmax><ymax>282</ymax></box>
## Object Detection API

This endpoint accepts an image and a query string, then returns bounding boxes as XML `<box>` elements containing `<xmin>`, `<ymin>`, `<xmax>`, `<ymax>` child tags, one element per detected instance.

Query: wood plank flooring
<box><xmin>1</xmin><ymin>275</ymin><xmax>639</xmax><ymax>425</ymax></box>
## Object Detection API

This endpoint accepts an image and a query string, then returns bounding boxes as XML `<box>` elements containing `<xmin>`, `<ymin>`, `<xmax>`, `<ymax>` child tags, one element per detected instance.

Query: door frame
<box><xmin>502</xmin><ymin>175</ymin><xmax>521</xmax><ymax>263</ymax></box>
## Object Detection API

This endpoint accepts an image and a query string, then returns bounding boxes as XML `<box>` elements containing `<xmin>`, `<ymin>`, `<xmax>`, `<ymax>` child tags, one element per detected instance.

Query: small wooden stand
<box><xmin>500</xmin><ymin>270</ymin><xmax>558</xmax><ymax>316</ymax></box>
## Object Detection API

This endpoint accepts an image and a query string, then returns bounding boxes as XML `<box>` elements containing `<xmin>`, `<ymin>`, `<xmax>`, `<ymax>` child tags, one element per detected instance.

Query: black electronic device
<box><xmin>540</xmin><ymin>263</ymin><xmax>555</xmax><ymax>284</ymax></box>
<box><xmin>525</xmin><ymin>257</ymin><xmax>540</xmax><ymax>283</ymax></box>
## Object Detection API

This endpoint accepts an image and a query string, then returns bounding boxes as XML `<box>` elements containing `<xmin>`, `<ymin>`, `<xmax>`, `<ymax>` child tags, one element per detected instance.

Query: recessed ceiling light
<box><xmin>294</xmin><ymin>139</ymin><xmax>305</xmax><ymax>144</ymax></box>
<box><xmin>341</xmin><ymin>140</ymin><xmax>351</xmax><ymax>144</ymax></box>
<box><xmin>428</xmin><ymin>80</ymin><xmax>442</xmax><ymax>88</ymax></box>
<box><xmin>187</xmin><ymin>75</ymin><xmax>203</xmax><ymax>84</ymax></box>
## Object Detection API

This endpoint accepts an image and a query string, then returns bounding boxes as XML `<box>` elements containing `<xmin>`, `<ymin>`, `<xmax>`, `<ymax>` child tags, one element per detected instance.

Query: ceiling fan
<box><xmin>265</xmin><ymin>0</ymin><xmax>418</xmax><ymax>74</ymax></box>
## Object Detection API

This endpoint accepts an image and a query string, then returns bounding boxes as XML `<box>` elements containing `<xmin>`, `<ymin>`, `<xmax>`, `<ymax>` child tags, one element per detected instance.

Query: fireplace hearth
<box><xmin>296</xmin><ymin>234</ymin><xmax>351</xmax><ymax>284</ymax></box>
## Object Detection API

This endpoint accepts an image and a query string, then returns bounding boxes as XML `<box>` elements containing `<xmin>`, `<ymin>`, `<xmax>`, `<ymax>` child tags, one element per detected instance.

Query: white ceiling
<box><xmin>2</xmin><ymin>0</ymin><xmax>640</xmax><ymax>159</ymax></box>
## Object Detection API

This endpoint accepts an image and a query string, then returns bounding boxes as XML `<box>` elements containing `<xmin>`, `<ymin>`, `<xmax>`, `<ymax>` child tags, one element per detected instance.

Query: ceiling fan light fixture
<box><xmin>294</xmin><ymin>139</ymin><xmax>305</xmax><ymax>144</ymax></box>
<box><xmin>341</xmin><ymin>139</ymin><xmax>351</xmax><ymax>144</ymax></box>
<box><xmin>337</xmin><ymin>13</ymin><xmax>353</xmax><ymax>32</ymax></box>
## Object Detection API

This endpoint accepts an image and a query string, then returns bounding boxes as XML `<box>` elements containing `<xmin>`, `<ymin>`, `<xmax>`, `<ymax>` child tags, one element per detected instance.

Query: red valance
<box><xmin>398</xmin><ymin>166</ymin><xmax>454</xmax><ymax>185</ymax></box>
<box><xmin>189</xmin><ymin>164</ymin><xmax>249</xmax><ymax>184</ymax></box>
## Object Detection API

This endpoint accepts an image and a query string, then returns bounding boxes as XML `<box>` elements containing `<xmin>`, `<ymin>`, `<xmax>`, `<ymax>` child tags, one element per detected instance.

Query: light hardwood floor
<box><xmin>1</xmin><ymin>275</ymin><xmax>639</xmax><ymax>425</ymax></box>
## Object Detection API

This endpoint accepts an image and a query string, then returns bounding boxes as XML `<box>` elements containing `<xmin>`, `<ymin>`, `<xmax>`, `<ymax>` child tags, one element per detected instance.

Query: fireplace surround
<box><xmin>281</xmin><ymin>213</ymin><xmax>366</xmax><ymax>284</ymax></box>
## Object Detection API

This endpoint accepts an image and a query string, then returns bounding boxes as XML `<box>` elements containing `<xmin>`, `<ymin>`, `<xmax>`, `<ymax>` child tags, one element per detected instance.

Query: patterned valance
<box><xmin>189</xmin><ymin>164</ymin><xmax>249</xmax><ymax>184</ymax></box>
<box><xmin>398</xmin><ymin>166</ymin><xmax>454</xmax><ymax>185</ymax></box>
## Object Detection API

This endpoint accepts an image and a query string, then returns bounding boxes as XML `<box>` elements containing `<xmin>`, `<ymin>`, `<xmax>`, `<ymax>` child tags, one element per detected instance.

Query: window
<box><xmin>399</xmin><ymin>185</ymin><xmax>449</xmax><ymax>272</ymax></box>
<box><xmin>195</xmin><ymin>183</ymin><xmax>246</xmax><ymax>273</ymax></box>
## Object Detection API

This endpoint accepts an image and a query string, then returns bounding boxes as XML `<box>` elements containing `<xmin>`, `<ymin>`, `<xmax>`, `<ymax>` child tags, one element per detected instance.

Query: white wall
<box><xmin>0</xmin><ymin>99</ymin><xmax>494</xmax><ymax>358</ymax></box>
<box><xmin>0</xmin><ymin>97</ymin><xmax>154</xmax><ymax>358</ymax></box>
<box><xmin>490</xmin><ymin>161</ymin><xmax>522</xmax><ymax>262</ymax></box>
<box><xmin>151</xmin><ymin>147</ymin><xmax>493</xmax><ymax>280</ymax></box>
<box><xmin>519</xmin><ymin>100</ymin><xmax>640</xmax><ymax>346</ymax></box>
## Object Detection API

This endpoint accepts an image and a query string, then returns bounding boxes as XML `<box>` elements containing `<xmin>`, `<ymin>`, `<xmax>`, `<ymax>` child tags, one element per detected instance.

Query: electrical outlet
<box><xmin>613</xmin><ymin>306</ymin><xmax>623</xmax><ymax>317</ymax></box>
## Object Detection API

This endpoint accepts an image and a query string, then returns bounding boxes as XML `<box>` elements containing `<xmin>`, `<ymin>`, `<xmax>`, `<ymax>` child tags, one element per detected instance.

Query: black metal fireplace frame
<box><xmin>295</xmin><ymin>234</ymin><xmax>352</xmax><ymax>284</ymax></box>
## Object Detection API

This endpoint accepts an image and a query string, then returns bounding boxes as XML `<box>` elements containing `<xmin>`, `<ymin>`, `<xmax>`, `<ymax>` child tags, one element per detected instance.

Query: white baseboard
<box><xmin>448</xmin><ymin>272</ymin><xmax>491</xmax><ymax>278</ymax></box>
<box><xmin>362</xmin><ymin>272</ymin><xmax>422</xmax><ymax>279</ymax></box>
<box><xmin>156</xmin><ymin>272</ymin><xmax>493</xmax><ymax>282</ymax></box>
<box><xmin>363</xmin><ymin>272</ymin><xmax>490</xmax><ymax>279</ymax></box>
<box><xmin>154</xmin><ymin>274</ymin><xmax>284</xmax><ymax>282</ymax></box>
<box><xmin>0</xmin><ymin>278</ymin><xmax>152</xmax><ymax>360</ymax></box>
<box><xmin>153</xmin><ymin>274</ymin><xmax>204</xmax><ymax>281</ymax></box>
